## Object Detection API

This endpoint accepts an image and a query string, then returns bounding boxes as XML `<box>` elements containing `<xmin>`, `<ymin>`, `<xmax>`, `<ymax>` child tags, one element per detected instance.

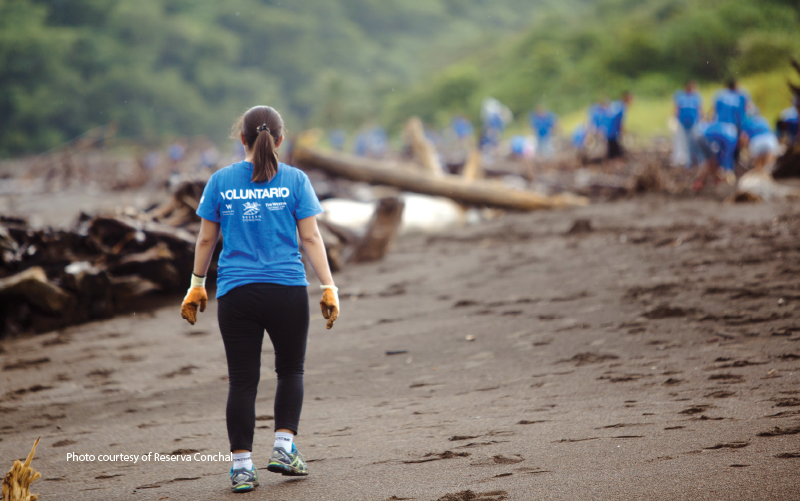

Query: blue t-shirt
<box><xmin>196</xmin><ymin>161</ymin><xmax>324</xmax><ymax>298</ymax></box>
<box><xmin>588</xmin><ymin>104</ymin><xmax>609</xmax><ymax>136</ymax></box>
<box><xmin>606</xmin><ymin>101</ymin><xmax>626</xmax><ymax>140</ymax></box>
<box><xmin>780</xmin><ymin>106</ymin><xmax>799</xmax><ymax>137</ymax></box>
<box><xmin>571</xmin><ymin>125</ymin><xmax>588</xmax><ymax>148</ymax></box>
<box><xmin>741</xmin><ymin>116</ymin><xmax>773</xmax><ymax>140</ymax></box>
<box><xmin>673</xmin><ymin>90</ymin><xmax>702</xmax><ymax>129</ymax></box>
<box><xmin>703</xmin><ymin>122</ymin><xmax>738</xmax><ymax>171</ymax></box>
<box><xmin>529</xmin><ymin>111</ymin><xmax>558</xmax><ymax>138</ymax></box>
<box><xmin>451</xmin><ymin>117</ymin><xmax>474</xmax><ymax>139</ymax></box>
<box><xmin>713</xmin><ymin>89</ymin><xmax>746</xmax><ymax>128</ymax></box>
<box><xmin>736</xmin><ymin>87</ymin><xmax>754</xmax><ymax>114</ymax></box>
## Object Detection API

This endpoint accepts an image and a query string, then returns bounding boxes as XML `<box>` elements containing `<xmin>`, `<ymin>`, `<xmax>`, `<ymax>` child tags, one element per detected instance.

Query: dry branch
<box><xmin>2</xmin><ymin>438</ymin><xmax>41</xmax><ymax>501</ymax></box>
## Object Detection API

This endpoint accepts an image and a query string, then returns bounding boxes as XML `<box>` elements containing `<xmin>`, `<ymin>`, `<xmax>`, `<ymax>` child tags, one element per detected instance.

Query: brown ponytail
<box><xmin>232</xmin><ymin>106</ymin><xmax>284</xmax><ymax>183</ymax></box>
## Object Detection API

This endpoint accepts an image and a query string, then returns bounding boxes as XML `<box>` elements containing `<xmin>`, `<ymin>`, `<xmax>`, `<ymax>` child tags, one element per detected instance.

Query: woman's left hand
<box><xmin>181</xmin><ymin>286</ymin><xmax>208</xmax><ymax>325</ymax></box>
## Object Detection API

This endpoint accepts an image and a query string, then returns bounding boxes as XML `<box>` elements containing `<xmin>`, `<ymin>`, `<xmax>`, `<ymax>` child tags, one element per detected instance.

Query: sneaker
<box><xmin>267</xmin><ymin>444</ymin><xmax>308</xmax><ymax>476</ymax></box>
<box><xmin>230</xmin><ymin>465</ymin><xmax>259</xmax><ymax>493</ymax></box>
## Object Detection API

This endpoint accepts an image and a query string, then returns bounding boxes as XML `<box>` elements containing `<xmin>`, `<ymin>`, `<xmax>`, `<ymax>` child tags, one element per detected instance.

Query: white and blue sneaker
<box><xmin>267</xmin><ymin>444</ymin><xmax>308</xmax><ymax>476</ymax></box>
<box><xmin>230</xmin><ymin>464</ymin><xmax>259</xmax><ymax>493</ymax></box>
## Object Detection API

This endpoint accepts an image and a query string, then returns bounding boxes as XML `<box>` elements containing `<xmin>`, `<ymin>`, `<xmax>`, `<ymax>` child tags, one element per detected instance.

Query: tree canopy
<box><xmin>384</xmin><ymin>0</ymin><xmax>800</xmax><ymax>129</ymax></box>
<box><xmin>0</xmin><ymin>0</ymin><xmax>544</xmax><ymax>156</ymax></box>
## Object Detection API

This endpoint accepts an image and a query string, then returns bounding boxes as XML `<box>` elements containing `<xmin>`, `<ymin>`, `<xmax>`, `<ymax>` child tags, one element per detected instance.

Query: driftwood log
<box><xmin>293</xmin><ymin>146</ymin><xmax>588</xmax><ymax>210</ymax></box>
<box><xmin>404</xmin><ymin>117</ymin><xmax>444</xmax><ymax>177</ymax></box>
<box><xmin>0</xmin><ymin>267</ymin><xmax>74</xmax><ymax>314</ymax></box>
<box><xmin>349</xmin><ymin>197</ymin><xmax>405</xmax><ymax>263</ymax></box>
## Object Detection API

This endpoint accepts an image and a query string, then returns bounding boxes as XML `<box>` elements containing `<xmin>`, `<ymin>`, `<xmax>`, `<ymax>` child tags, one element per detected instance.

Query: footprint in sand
<box><xmin>757</xmin><ymin>425</ymin><xmax>800</xmax><ymax>437</ymax></box>
<box><xmin>435</xmin><ymin>490</ymin><xmax>508</xmax><ymax>501</ymax></box>
<box><xmin>403</xmin><ymin>451</ymin><xmax>470</xmax><ymax>464</ymax></box>
<box><xmin>704</xmin><ymin>442</ymin><xmax>749</xmax><ymax>450</ymax></box>
<box><xmin>559</xmin><ymin>353</ymin><xmax>619</xmax><ymax>366</ymax></box>
<box><xmin>679</xmin><ymin>405</ymin><xmax>712</xmax><ymax>415</ymax></box>
<box><xmin>3</xmin><ymin>357</ymin><xmax>50</xmax><ymax>371</ymax></box>
<box><xmin>161</xmin><ymin>365</ymin><xmax>198</xmax><ymax>379</ymax></box>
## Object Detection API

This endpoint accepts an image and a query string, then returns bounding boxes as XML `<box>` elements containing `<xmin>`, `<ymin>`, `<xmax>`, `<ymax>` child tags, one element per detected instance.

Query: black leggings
<box><xmin>217</xmin><ymin>283</ymin><xmax>309</xmax><ymax>452</ymax></box>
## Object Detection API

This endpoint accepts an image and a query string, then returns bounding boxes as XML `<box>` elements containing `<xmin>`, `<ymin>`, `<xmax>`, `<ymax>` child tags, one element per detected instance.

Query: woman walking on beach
<box><xmin>180</xmin><ymin>105</ymin><xmax>339</xmax><ymax>492</ymax></box>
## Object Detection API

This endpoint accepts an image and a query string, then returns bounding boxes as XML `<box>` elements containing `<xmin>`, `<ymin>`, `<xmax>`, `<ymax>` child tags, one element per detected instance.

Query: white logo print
<box><xmin>242</xmin><ymin>202</ymin><xmax>260</xmax><ymax>216</ymax></box>
<box><xmin>226</xmin><ymin>204</ymin><xmax>232</xmax><ymax>210</ymax></box>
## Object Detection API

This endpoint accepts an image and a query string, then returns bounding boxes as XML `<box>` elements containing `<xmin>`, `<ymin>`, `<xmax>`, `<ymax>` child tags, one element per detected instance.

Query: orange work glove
<box><xmin>319</xmin><ymin>285</ymin><xmax>339</xmax><ymax>330</ymax></box>
<box><xmin>181</xmin><ymin>274</ymin><xmax>208</xmax><ymax>325</ymax></box>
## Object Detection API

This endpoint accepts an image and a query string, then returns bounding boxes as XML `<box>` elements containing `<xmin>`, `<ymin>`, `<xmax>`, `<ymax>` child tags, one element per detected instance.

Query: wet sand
<box><xmin>1</xmin><ymin>195</ymin><xmax>799</xmax><ymax>500</ymax></box>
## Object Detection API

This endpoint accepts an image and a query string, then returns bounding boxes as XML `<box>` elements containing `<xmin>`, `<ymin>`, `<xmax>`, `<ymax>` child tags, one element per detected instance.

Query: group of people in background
<box><xmin>333</xmin><ymin>78</ymin><xmax>798</xmax><ymax>183</ymax></box>
<box><xmin>671</xmin><ymin>78</ymin><xmax>798</xmax><ymax>190</ymax></box>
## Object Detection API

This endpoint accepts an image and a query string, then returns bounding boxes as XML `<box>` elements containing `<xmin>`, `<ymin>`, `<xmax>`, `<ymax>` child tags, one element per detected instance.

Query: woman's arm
<box><xmin>298</xmin><ymin>215</ymin><xmax>339</xmax><ymax>329</ymax></box>
<box><xmin>181</xmin><ymin>218</ymin><xmax>220</xmax><ymax>325</ymax></box>
<box><xmin>297</xmin><ymin>216</ymin><xmax>334</xmax><ymax>286</ymax></box>
<box><xmin>193</xmin><ymin>218</ymin><xmax>221</xmax><ymax>277</ymax></box>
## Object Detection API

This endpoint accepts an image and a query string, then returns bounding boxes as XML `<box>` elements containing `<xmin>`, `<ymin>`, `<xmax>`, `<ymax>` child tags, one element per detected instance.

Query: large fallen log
<box><xmin>293</xmin><ymin>146</ymin><xmax>588</xmax><ymax>211</ymax></box>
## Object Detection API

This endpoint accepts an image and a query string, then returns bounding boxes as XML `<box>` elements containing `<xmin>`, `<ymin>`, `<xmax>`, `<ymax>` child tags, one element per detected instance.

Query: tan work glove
<box><xmin>181</xmin><ymin>274</ymin><xmax>208</xmax><ymax>325</ymax></box>
<box><xmin>320</xmin><ymin>285</ymin><xmax>339</xmax><ymax>329</ymax></box>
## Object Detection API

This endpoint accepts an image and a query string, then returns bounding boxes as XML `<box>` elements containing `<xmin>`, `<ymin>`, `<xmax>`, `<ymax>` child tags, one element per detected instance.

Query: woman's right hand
<box><xmin>320</xmin><ymin>286</ymin><xmax>339</xmax><ymax>329</ymax></box>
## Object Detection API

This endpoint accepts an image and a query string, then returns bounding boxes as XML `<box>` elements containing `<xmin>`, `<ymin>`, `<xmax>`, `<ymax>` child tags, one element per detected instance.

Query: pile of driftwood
<box><xmin>0</xmin><ymin>182</ymin><xmax>206</xmax><ymax>337</ymax></box>
<box><xmin>0</xmin><ymin>176</ymin><xmax>409</xmax><ymax>336</ymax></box>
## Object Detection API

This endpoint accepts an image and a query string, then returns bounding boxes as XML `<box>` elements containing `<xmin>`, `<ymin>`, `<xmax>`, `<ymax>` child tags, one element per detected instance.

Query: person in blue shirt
<box><xmin>606</xmin><ymin>91</ymin><xmax>634</xmax><ymax>160</ymax></box>
<box><xmin>672</xmin><ymin>80</ymin><xmax>703</xmax><ymax>167</ymax></box>
<box><xmin>740</xmin><ymin>113</ymin><xmax>780</xmax><ymax>171</ymax></box>
<box><xmin>588</xmin><ymin>101</ymin><xmax>610</xmax><ymax>138</ymax></box>
<box><xmin>480</xmin><ymin>97</ymin><xmax>512</xmax><ymax>151</ymax></box>
<box><xmin>180</xmin><ymin>106</ymin><xmax>339</xmax><ymax>493</ymax></box>
<box><xmin>692</xmin><ymin>121</ymin><xmax>738</xmax><ymax>191</ymax></box>
<box><xmin>529</xmin><ymin>106</ymin><xmax>559</xmax><ymax>159</ymax></box>
<box><xmin>777</xmin><ymin>97</ymin><xmax>799</xmax><ymax>145</ymax></box>
<box><xmin>329</xmin><ymin>129</ymin><xmax>347</xmax><ymax>151</ymax></box>
<box><xmin>354</xmin><ymin>125</ymin><xmax>388</xmax><ymax>157</ymax></box>
<box><xmin>712</xmin><ymin>79</ymin><xmax>747</xmax><ymax>130</ymax></box>
<box><xmin>451</xmin><ymin>115</ymin><xmax>474</xmax><ymax>140</ymax></box>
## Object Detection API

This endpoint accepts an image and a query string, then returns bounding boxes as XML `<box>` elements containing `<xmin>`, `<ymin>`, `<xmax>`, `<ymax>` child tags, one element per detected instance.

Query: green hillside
<box><xmin>0</xmin><ymin>0</ymin><xmax>548</xmax><ymax>156</ymax></box>
<box><xmin>384</xmin><ymin>0</ymin><xmax>800</xmax><ymax>136</ymax></box>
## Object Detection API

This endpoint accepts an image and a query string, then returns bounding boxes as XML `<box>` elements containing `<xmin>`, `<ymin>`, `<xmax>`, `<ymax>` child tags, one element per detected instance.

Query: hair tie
<box><xmin>256</xmin><ymin>124</ymin><xmax>270</xmax><ymax>133</ymax></box>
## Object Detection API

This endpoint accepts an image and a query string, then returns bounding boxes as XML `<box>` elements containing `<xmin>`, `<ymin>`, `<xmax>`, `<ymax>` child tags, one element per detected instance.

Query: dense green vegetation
<box><xmin>3</xmin><ymin>0</ymin><xmax>798</xmax><ymax>156</ymax></box>
<box><xmin>385</xmin><ymin>0</ymin><xmax>800</xmax><ymax>132</ymax></box>
<box><xmin>0</xmin><ymin>0</ymin><xmax>545</xmax><ymax>156</ymax></box>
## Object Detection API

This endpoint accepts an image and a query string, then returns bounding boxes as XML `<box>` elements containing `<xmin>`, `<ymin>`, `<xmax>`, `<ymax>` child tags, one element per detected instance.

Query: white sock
<box><xmin>274</xmin><ymin>431</ymin><xmax>294</xmax><ymax>452</ymax></box>
<box><xmin>232</xmin><ymin>452</ymin><xmax>253</xmax><ymax>471</ymax></box>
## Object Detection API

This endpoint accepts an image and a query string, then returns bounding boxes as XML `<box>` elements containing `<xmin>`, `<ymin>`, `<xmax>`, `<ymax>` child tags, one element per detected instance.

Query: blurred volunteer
<box><xmin>740</xmin><ymin>113</ymin><xmax>780</xmax><ymax>171</ymax></box>
<box><xmin>777</xmin><ymin>97</ymin><xmax>799</xmax><ymax>145</ymax></box>
<box><xmin>180</xmin><ymin>105</ymin><xmax>339</xmax><ymax>493</ymax></box>
<box><xmin>692</xmin><ymin>121</ymin><xmax>738</xmax><ymax>191</ymax></box>
<box><xmin>529</xmin><ymin>106</ymin><xmax>559</xmax><ymax>159</ymax></box>
<box><xmin>672</xmin><ymin>80</ymin><xmax>703</xmax><ymax>167</ymax></box>
<box><xmin>606</xmin><ymin>91</ymin><xmax>634</xmax><ymax>160</ymax></box>
<box><xmin>713</xmin><ymin>79</ymin><xmax>747</xmax><ymax>129</ymax></box>
<box><xmin>588</xmin><ymin>101</ymin><xmax>609</xmax><ymax>138</ymax></box>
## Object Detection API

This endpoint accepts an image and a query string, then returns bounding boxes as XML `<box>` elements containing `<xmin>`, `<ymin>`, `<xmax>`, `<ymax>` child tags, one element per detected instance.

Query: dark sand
<box><xmin>2</xmin><ymin>195</ymin><xmax>800</xmax><ymax>500</ymax></box>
